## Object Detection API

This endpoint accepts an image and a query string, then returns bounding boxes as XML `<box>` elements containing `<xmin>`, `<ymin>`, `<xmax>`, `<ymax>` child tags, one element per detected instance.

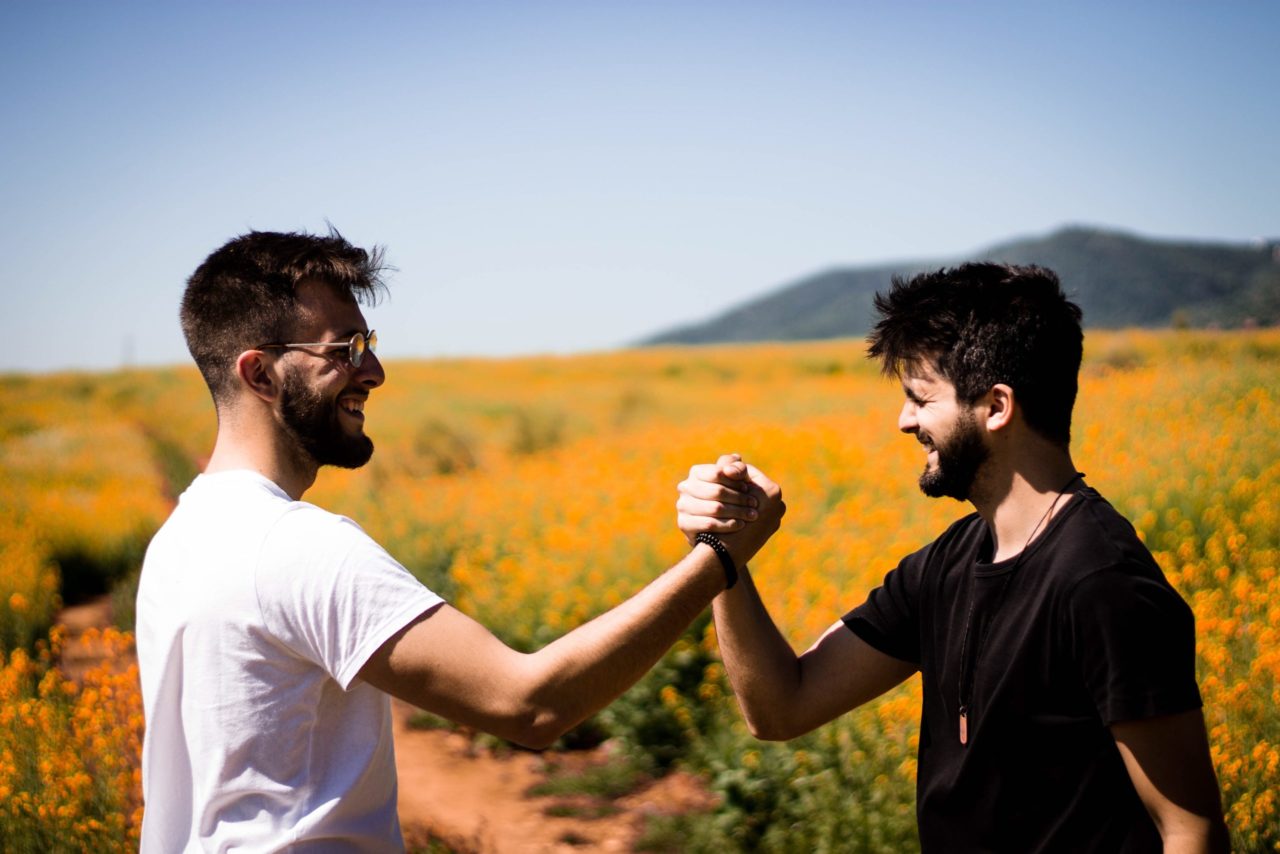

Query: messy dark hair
<box><xmin>867</xmin><ymin>263</ymin><xmax>1084</xmax><ymax>446</ymax></box>
<box><xmin>180</xmin><ymin>229</ymin><xmax>388</xmax><ymax>405</ymax></box>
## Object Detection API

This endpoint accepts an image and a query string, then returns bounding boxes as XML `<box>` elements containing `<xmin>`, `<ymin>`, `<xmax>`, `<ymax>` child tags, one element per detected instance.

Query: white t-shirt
<box><xmin>136</xmin><ymin>470</ymin><xmax>443</xmax><ymax>852</ymax></box>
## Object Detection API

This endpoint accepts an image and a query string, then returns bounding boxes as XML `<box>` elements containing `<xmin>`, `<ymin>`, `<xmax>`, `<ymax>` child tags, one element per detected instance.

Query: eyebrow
<box><xmin>326</xmin><ymin>327</ymin><xmax>369</xmax><ymax>340</ymax></box>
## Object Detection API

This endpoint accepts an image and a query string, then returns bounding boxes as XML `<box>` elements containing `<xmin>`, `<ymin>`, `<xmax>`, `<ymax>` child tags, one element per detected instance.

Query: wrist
<box><xmin>694</xmin><ymin>533</ymin><xmax>738</xmax><ymax>590</ymax></box>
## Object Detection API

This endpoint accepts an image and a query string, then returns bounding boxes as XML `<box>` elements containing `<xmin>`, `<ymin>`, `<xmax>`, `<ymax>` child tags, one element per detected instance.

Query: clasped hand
<box><xmin>677</xmin><ymin>453</ymin><xmax>785</xmax><ymax>569</ymax></box>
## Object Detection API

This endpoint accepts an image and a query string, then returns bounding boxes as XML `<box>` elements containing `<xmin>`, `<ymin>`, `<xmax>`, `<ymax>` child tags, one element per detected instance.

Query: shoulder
<box><xmin>1047</xmin><ymin>488</ymin><xmax>1162</xmax><ymax>584</ymax></box>
<box><xmin>1071</xmin><ymin>488</ymin><xmax>1145</xmax><ymax>542</ymax></box>
<box><xmin>840</xmin><ymin>513</ymin><xmax>983</xmax><ymax>664</ymax></box>
<box><xmin>914</xmin><ymin>511</ymin><xmax>986</xmax><ymax>565</ymax></box>
<box><xmin>256</xmin><ymin>501</ymin><xmax>401</xmax><ymax>605</ymax></box>
<box><xmin>871</xmin><ymin>512</ymin><xmax>984</xmax><ymax>596</ymax></box>
<box><xmin>943</xmin><ymin>511</ymin><xmax>986</xmax><ymax>546</ymax></box>
<box><xmin>1056</xmin><ymin>494</ymin><xmax>1193</xmax><ymax>639</ymax></box>
<box><xmin>899</xmin><ymin>512</ymin><xmax>986</xmax><ymax>580</ymax></box>
<box><xmin>881</xmin><ymin>512</ymin><xmax>987</xmax><ymax>591</ymax></box>
<box><xmin>268</xmin><ymin>500</ymin><xmax>377</xmax><ymax>555</ymax></box>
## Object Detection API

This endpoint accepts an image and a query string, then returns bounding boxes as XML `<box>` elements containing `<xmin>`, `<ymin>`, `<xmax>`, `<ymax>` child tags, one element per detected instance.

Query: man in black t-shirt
<box><xmin>677</xmin><ymin>264</ymin><xmax>1228</xmax><ymax>852</ymax></box>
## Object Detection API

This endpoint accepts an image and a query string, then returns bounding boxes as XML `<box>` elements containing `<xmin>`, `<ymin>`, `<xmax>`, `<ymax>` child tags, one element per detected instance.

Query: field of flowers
<box><xmin>1</xmin><ymin>329</ymin><xmax>1277</xmax><ymax>850</ymax></box>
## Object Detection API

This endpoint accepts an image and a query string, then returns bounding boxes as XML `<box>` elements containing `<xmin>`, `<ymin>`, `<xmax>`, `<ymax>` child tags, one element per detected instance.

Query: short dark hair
<box><xmin>867</xmin><ymin>263</ymin><xmax>1084</xmax><ymax>446</ymax></box>
<box><xmin>180</xmin><ymin>229</ymin><xmax>388</xmax><ymax>404</ymax></box>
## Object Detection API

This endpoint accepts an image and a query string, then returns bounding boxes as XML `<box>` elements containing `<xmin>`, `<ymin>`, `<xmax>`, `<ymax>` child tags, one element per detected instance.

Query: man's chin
<box><xmin>918</xmin><ymin>469</ymin><xmax>970</xmax><ymax>502</ymax></box>
<box><xmin>335</xmin><ymin>439</ymin><xmax>375</xmax><ymax>469</ymax></box>
<box><xmin>306</xmin><ymin>437</ymin><xmax>375</xmax><ymax>470</ymax></box>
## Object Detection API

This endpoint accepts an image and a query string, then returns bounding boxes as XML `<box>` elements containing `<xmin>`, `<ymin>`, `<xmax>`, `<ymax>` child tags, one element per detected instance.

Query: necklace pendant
<box><xmin>959</xmin><ymin>711</ymin><xmax>969</xmax><ymax>745</ymax></box>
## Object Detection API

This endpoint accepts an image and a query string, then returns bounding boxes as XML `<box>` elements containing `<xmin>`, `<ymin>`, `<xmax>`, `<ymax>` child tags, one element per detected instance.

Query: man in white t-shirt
<box><xmin>136</xmin><ymin>229</ymin><xmax>785</xmax><ymax>851</ymax></box>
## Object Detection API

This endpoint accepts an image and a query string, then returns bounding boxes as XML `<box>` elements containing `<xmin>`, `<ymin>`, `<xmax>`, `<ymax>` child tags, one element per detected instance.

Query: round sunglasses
<box><xmin>258</xmin><ymin>330</ymin><xmax>377</xmax><ymax>368</ymax></box>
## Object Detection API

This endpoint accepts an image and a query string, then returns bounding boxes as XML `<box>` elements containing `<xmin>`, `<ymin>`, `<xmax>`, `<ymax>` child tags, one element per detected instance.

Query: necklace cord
<box><xmin>955</xmin><ymin>472</ymin><xmax>1084</xmax><ymax>745</ymax></box>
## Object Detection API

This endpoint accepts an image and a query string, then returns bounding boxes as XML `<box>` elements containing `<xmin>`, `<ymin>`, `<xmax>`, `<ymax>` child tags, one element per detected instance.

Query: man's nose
<box><xmin>356</xmin><ymin>350</ymin><xmax>385</xmax><ymax>389</ymax></box>
<box><xmin>898</xmin><ymin>400</ymin><xmax>918</xmax><ymax>434</ymax></box>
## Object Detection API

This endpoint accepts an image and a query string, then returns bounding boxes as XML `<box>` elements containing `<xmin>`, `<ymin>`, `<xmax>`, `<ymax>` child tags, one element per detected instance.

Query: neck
<box><xmin>969</xmin><ymin>444</ymin><xmax>1081</xmax><ymax>563</ymax></box>
<box><xmin>204</xmin><ymin>409</ymin><xmax>317</xmax><ymax>500</ymax></box>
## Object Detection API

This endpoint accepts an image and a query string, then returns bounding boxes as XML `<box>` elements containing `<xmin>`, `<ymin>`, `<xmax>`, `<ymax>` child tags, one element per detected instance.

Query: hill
<box><xmin>640</xmin><ymin>226</ymin><xmax>1280</xmax><ymax>345</ymax></box>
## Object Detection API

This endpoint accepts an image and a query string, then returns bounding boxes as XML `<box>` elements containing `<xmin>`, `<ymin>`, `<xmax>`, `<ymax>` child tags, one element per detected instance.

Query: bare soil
<box><xmin>57</xmin><ymin>594</ymin><xmax>116</xmax><ymax>681</ymax></box>
<box><xmin>394</xmin><ymin>702</ymin><xmax>715</xmax><ymax>852</ymax></box>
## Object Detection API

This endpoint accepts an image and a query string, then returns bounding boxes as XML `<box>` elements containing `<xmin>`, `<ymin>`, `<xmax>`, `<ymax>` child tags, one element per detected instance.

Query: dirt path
<box><xmin>55</xmin><ymin>598</ymin><xmax>713</xmax><ymax>853</ymax></box>
<box><xmin>393</xmin><ymin>702</ymin><xmax>714</xmax><ymax>852</ymax></box>
<box><xmin>57</xmin><ymin>595</ymin><xmax>117</xmax><ymax>680</ymax></box>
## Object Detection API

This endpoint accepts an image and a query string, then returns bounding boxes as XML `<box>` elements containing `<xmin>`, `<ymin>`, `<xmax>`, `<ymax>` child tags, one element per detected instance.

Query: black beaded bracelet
<box><xmin>695</xmin><ymin>532</ymin><xmax>738</xmax><ymax>590</ymax></box>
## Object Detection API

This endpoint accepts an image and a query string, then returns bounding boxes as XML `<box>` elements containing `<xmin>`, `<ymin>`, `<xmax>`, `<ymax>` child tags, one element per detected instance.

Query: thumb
<box><xmin>717</xmin><ymin>453</ymin><xmax>747</xmax><ymax>481</ymax></box>
<box><xmin>744</xmin><ymin>463</ymin><xmax>779</xmax><ymax>494</ymax></box>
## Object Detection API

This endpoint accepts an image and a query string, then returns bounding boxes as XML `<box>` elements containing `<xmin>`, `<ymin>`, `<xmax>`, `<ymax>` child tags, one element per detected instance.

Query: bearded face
<box><xmin>279</xmin><ymin>367</ymin><xmax>374</xmax><ymax>469</ymax></box>
<box><xmin>917</xmin><ymin>406</ymin><xmax>988</xmax><ymax>501</ymax></box>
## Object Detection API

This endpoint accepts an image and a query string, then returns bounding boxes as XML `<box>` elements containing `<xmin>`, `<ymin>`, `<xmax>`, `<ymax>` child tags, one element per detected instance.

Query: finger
<box><xmin>715</xmin><ymin>453</ymin><xmax>743</xmax><ymax>468</ymax></box>
<box><xmin>687</xmin><ymin>462</ymin><xmax>750</xmax><ymax>490</ymax></box>
<box><xmin>741</xmin><ymin>483</ymin><xmax>785</xmax><ymax>521</ymax></box>
<box><xmin>744</xmin><ymin>463</ymin><xmax>781</xmax><ymax>496</ymax></box>
<box><xmin>678</xmin><ymin>513</ymin><xmax>747</xmax><ymax>535</ymax></box>
<box><xmin>678</xmin><ymin>478</ymin><xmax>759</xmax><ymax>507</ymax></box>
<box><xmin>676</xmin><ymin>495</ymin><xmax>759</xmax><ymax>521</ymax></box>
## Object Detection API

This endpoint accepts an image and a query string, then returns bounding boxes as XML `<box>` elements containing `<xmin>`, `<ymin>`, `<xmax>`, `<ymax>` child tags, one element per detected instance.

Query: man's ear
<box><xmin>984</xmin><ymin>383</ymin><xmax>1016</xmax><ymax>433</ymax></box>
<box><xmin>235</xmin><ymin>350</ymin><xmax>280</xmax><ymax>403</ymax></box>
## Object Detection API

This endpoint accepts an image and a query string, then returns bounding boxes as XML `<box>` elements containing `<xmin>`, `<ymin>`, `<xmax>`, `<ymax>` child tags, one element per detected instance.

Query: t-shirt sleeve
<box><xmin>841</xmin><ymin>549</ymin><xmax>927</xmax><ymax>665</ymax></box>
<box><xmin>1066</xmin><ymin>563</ymin><xmax>1201</xmax><ymax>725</ymax></box>
<box><xmin>256</xmin><ymin>508</ymin><xmax>445</xmax><ymax>690</ymax></box>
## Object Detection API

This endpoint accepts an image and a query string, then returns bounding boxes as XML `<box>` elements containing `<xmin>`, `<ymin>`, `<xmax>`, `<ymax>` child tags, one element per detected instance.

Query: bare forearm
<box><xmin>1161</xmin><ymin>823</ymin><xmax>1230</xmax><ymax>854</ymax></box>
<box><xmin>520</xmin><ymin>544</ymin><xmax>726</xmax><ymax>741</ymax></box>
<box><xmin>360</xmin><ymin>546</ymin><xmax>732</xmax><ymax>749</ymax></box>
<box><xmin>1112</xmin><ymin>711</ymin><xmax>1230</xmax><ymax>854</ymax></box>
<box><xmin>711</xmin><ymin>567</ymin><xmax>805</xmax><ymax>739</ymax></box>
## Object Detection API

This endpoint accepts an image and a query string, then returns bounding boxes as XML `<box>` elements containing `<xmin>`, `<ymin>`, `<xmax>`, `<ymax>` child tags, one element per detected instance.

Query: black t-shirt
<box><xmin>843</xmin><ymin>486</ymin><xmax>1201</xmax><ymax>853</ymax></box>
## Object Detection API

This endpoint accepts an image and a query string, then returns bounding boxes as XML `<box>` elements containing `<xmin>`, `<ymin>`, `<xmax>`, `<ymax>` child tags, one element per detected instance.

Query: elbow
<box><xmin>508</xmin><ymin>730</ymin><xmax>558</xmax><ymax>751</ymax></box>
<box><xmin>505</xmin><ymin>706</ymin><xmax>575</xmax><ymax>751</ymax></box>
<box><xmin>742</xmin><ymin>709</ymin><xmax>802</xmax><ymax>742</ymax></box>
<box><xmin>502</xmin><ymin>655</ymin><xmax>595</xmax><ymax>749</ymax></box>
<box><xmin>495</xmin><ymin>691</ymin><xmax>576</xmax><ymax>750</ymax></box>
<box><xmin>745</xmin><ymin>721</ymin><xmax>787</xmax><ymax>742</ymax></box>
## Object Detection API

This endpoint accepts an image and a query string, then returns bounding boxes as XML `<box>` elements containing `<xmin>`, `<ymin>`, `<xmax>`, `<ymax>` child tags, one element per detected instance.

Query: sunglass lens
<box><xmin>350</xmin><ymin>334</ymin><xmax>366</xmax><ymax>368</ymax></box>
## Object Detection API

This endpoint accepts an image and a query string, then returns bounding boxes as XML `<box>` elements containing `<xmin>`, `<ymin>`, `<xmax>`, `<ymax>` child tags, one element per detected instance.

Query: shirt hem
<box><xmin>336</xmin><ymin>592</ymin><xmax>446</xmax><ymax>690</ymax></box>
<box><xmin>841</xmin><ymin>614</ymin><xmax>920</xmax><ymax>666</ymax></box>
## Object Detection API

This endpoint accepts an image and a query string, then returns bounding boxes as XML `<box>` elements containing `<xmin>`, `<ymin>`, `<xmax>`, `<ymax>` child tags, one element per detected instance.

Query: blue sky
<box><xmin>2</xmin><ymin>1</ymin><xmax>1277</xmax><ymax>373</ymax></box>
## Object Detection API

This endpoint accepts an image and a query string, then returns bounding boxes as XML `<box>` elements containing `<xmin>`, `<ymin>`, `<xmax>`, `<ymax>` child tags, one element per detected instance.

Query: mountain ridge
<box><xmin>639</xmin><ymin>226</ymin><xmax>1280</xmax><ymax>345</ymax></box>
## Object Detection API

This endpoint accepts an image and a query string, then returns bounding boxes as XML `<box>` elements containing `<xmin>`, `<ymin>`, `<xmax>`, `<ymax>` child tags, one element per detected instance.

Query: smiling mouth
<box><xmin>339</xmin><ymin>397</ymin><xmax>366</xmax><ymax>419</ymax></box>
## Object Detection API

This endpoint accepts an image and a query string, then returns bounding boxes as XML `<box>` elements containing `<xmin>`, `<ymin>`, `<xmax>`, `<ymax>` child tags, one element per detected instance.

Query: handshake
<box><xmin>676</xmin><ymin>453</ymin><xmax>787</xmax><ymax>575</ymax></box>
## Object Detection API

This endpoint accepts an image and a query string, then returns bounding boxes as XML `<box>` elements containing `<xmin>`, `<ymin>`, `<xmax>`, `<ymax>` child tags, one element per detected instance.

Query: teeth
<box><xmin>341</xmin><ymin>399</ymin><xmax>364</xmax><ymax>413</ymax></box>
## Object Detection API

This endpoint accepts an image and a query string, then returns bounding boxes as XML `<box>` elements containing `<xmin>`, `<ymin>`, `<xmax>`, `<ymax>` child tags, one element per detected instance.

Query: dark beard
<box><xmin>918</xmin><ymin>410</ymin><xmax>988</xmax><ymax>501</ymax></box>
<box><xmin>279</xmin><ymin>371</ymin><xmax>374</xmax><ymax>469</ymax></box>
